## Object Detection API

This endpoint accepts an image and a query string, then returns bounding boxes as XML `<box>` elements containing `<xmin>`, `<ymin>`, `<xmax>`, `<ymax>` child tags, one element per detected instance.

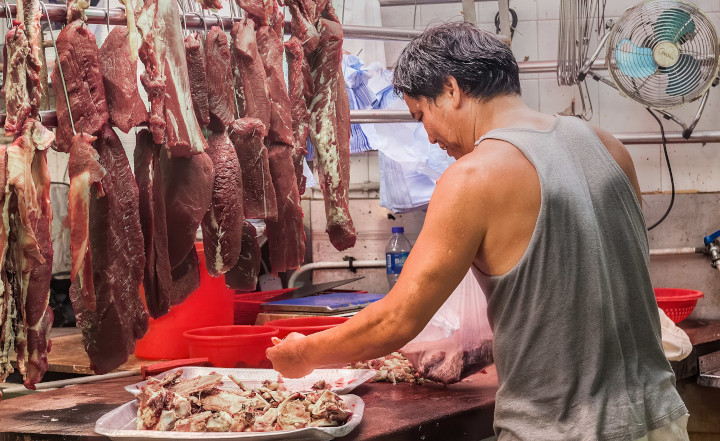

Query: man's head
<box><xmin>393</xmin><ymin>22</ymin><xmax>521</xmax><ymax>158</ymax></box>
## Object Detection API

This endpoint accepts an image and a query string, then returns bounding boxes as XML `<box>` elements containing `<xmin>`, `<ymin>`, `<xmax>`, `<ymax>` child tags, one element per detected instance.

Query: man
<box><xmin>267</xmin><ymin>22</ymin><xmax>688</xmax><ymax>440</ymax></box>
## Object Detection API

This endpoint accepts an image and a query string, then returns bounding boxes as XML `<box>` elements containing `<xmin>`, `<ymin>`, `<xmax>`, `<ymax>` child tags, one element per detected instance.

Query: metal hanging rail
<box><xmin>1</xmin><ymin>111</ymin><xmax>719</xmax><ymax>145</ymax></box>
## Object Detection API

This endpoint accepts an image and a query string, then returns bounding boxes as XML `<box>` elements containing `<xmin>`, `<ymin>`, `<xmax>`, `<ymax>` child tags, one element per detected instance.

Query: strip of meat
<box><xmin>196</xmin><ymin>0</ymin><xmax>222</xmax><ymax>10</ymax></box>
<box><xmin>308</xmin><ymin>17</ymin><xmax>356</xmax><ymax>251</ymax></box>
<box><xmin>51</xmin><ymin>20</ymin><xmax>110</xmax><ymax>153</ymax></box>
<box><xmin>286</xmin><ymin>0</ymin><xmax>320</xmax><ymax>53</ymax></box>
<box><xmin>158</xmin><ymin>150</ymin><xmax>214</xmax><ymax>271</ymax></box>
<box><xmin>70</xmin><ymin>125</ymin><xmax>149</xmax><ymax>375</ymax></box>
<box><xmin>185</xmin><ymin>32</ymin><xmax>210</xmax><ymax>128</ymax></box>
<box><xmin>3</xmin><ymin>120</ymin><xmax>55</xmax><ymax>387</ymax></box>
<box><xmin>169</xmin><ymin>247</ymin><xmax>200</xmax><ymax>306</ymax></box>
<box><xmin>66</xmin><ymin>0</ymin><xmax>90</xmax><ymax>22</ymax></box>
<box><xmin>16</xmin><ymin>0</ymin><xmax>43</xmax><ymax>117</ymax></box>
<box><xmin>256</xmin><ymin>25</ymin><xmax>293</xmax><ymax>148</ymax></box>
<box><xmin>137</xmin><ymin>0</ymin><xmax>208</xmax><ymax>156</ymax></box>
<box><xmin>134</xmin><ymin>130</ymin><xmax>172</xmax><ymax>319</ymax></box>
<box><xmin>205</xmin><ymin>26</ymin><xmax>235</xmax><ymax>133</ymax></box>
<box><xmin>265</xmin><ymin>145</ymin><xmax>305</xmax><ymax>274</ymax></box>
<box><xmin>3</xmin><ymin>27</ymin><xmax>32</xmax><ymax>138</ymax></box>
<box><xmin>284</xmin><ymin>36</ymin><xmax>310</xmax><ymax>194</ymax></box>
<box><xmin>235</xmin><ymin>0</ymin><xmax>274</xmax><ymax>25</ymax></box>
<box><xmin>230</xmin><ymin>19</ymin><xmax>271</xmax><ymax>129</ymax></box>
<box><xmin>68</xmin><ymin>133</ymin><xmax>104</xmax><ymax>312</ymax></box>
<box><xmin>225</xmin><ymin>221</ymin><xmax>261</xmax><ymax>291</ymax></box>
<box><xmin>201</xmin><ymin>133</ymin><xmax>244</xmax><ymax>276</ymax></box>
<box><xmin>227</xmin><ymin>118</ymin><xmax>277</xmax><ymax>221</ymax></box>
<box><xmin>99</xmin><ymin>26</ymin><xmax>149</xmax><ymax>133</ymax></box>
<box><xmin>0</xmin><ymin>145</ymin><xmax>12</xmax><ymax>383</ymax></box>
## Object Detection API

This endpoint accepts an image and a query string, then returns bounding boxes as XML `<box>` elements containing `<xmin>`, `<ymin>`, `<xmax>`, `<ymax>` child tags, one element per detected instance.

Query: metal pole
<box><xmin>461</xmin><ymin>0</ymin><xmax>476</xmax><ymax>25</ymax></box>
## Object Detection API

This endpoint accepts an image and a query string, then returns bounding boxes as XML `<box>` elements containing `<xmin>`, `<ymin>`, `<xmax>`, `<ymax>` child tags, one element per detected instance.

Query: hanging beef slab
<box><xmin>134</xmin><ymin>129</ymin><xmax>172</xmax><ymax>318</ymax></box>
<box><xmin>230</xmin><ymin>19</ymin><xmax>271</xmax><ymax>129</ymax></box>
<box><xmin>225</xmin><ymin>221</ymin><xmax>261</xmax><ymax>291</ymax></box>
<box><xmin>228</xmin><ymin>118</ymin><xmax>277</xmax><ymax>221</ymax></box>
<box><xmin>137</xmin><ymin>0</ymin><xmax>208</xmax><ymax>156</ymax></box>
<box><xmin>73</xmin><ymin>125</ymin><xmax>149</xmax><ymax>374</ymax></box>
<box><xmin>308</xmin><ymin>16</ymin><xmax>356</xmax><ymax>252</ymax></box>
<box><xmin>99</xmin><ymin>26</ymin><xmax>149</xmax><ymax>133</ymax></box>
<box><xmin>205</xmin><ymin>26</ymin><xmax>235</xmax><ymax>133</ymax></box>
<box><xmin>201</xmin><ymin>132</ymin><xmax>244</xmax><ymax>276</ymax></box>
<box><xmin>185</xmin><ymin>32</ymin><xmax>211</xmax><ymax>128</ymax></box>
<box><xmin>51</xmin><ymin>20</ymin><xmax>109</xmax><ymax>153</ymax></box>
<box><xmin>284</xmin><ymin>36</ymin><xmax>311</xmax><ymax>194</ymax></box>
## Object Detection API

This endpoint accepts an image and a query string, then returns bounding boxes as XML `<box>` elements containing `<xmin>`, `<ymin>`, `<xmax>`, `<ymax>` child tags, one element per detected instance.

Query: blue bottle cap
<box><xmin>392</xmin><ymin>227</ymin><xmax>404</xmax><ymax>234</ymax></box>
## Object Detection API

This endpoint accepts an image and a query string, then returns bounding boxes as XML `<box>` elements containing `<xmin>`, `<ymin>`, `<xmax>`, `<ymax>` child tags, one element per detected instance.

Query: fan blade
<box><xmin>653</xmin><ymin>8</ymin><xmax>696</xmax><ymax>44</ymax></box>
<box><xmin>661</xmin><ymin>53</ymin><xmax>702</xmax><ymax>96</ymax></box>
<box><xmin>615</xmin><ymin>38</ymin><xmax>658</xmax><ymax>78</ymax></box>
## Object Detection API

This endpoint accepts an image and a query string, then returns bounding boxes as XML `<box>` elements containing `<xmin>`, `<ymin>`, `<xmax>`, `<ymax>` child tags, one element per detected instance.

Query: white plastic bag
<box><xmin>400</xmin><ymin>269</ymin><xmax>494</xmax><ymax>384</ymax></box>
<box><xmin>658</xmin><ymin>308</ymin><xmax>692</xmax><ymax>361</ymax></box>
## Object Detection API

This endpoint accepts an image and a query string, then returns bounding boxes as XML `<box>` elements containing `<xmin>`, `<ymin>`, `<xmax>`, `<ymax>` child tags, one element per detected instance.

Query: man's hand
<box><xmin>266</xmin><ymin>332</ymin><xmax>314</xmax><ymax>378</ymax></box>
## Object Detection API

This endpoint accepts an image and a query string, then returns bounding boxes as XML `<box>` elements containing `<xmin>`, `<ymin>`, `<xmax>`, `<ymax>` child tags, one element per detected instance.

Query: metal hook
<box><xmin>194</xmin><ymin>11</ymin><xmax>207</xmax><ymax>35</ymax></box>
<box><xmin>4</xmin><ymin>1</ymin><xmax>14</xmax><ymax>29</ymax></box>
<box><xmin>40</xmin><ymin>1</ymin><xmax>76</xmax><ymax>135</ymax></box>
<box><xmin>106</xmin><ymin>0</ymin><xmax>110</xmax><ymax>32</ymax></box>
<box><xmin>176</xmin><ymin>0</ymin><xmax>187</xmax><ymax>34</ymax></box>
<box><xmin>212</xmin><ymin>12</ymin><xmax>223</xmax><ymax>32</ymax></box>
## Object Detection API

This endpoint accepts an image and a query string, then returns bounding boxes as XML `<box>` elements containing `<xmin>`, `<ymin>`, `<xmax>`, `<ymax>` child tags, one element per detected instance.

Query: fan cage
<box><xmin>606</xmin><ymin>0</ymin><xmax>719</xmax><ymax>110</ymax></box>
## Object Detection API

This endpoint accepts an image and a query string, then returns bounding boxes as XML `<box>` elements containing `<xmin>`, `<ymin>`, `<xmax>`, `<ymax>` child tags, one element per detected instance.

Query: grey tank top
<box><xmin>472</xmin><ymin>116</ymin><xmax>687</xmax><ymax>440</ymax></box>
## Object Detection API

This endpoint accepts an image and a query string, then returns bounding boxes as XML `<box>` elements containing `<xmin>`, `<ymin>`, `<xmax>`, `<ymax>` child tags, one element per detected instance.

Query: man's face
<box><xmin>405</xmin><ymin>93</ymin><xmax>465</xmax><ymax>159</ymax></box>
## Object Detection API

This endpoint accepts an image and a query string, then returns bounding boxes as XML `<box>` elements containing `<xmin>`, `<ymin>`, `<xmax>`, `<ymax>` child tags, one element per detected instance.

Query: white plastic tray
<box><xmin>124</xmin><ymin>367</ymin><xmax>376</xmax><ymax>397</ymax></box>
<box><xmin>95</xmin><ymin>394</ymin><xmax>364</xmax><ymax>441</ymax></box>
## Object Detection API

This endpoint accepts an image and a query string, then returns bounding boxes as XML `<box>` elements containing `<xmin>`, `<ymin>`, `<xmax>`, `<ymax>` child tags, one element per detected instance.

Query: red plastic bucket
<box><xmin>134</xmin><ymin>243</ymin><xmax>235</xmax><ymax>360</ymax></box>
<box><xmin>183</xmin><ymin>325</ymin><xmax>279</xmax><ymax>368</ymax></box>
<box><xmin>654</xmin><ymin>288</ymin><xmax>704</xmax><ymax>324</ymax></box>
<box><xmin>264</xmin><ymin>316</ymin><xmax>350</xmax><ymax>339</ymax></box>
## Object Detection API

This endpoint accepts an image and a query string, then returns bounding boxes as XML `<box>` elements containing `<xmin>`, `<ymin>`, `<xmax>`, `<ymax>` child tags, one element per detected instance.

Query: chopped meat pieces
<box><xmin>51</xmin><ymin>20</ymin><xmax>110</xmax><ymax>153</ymax></box>
<box><xmin>348</xmin><ymin>352</ymin><xmax>428</xmax><ymax>384</ymax></box>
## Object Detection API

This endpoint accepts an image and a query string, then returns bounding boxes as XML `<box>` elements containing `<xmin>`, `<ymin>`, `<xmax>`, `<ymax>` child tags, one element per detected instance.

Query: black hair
<box><xmin>393</xmin><ymin>22</ymin><xmax>521</xmax><ymax>102</ymax></box>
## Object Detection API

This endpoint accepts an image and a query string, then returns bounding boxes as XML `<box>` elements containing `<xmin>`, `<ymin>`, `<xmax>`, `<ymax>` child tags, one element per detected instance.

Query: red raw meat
<box><xmin>228</xmin><ymin>118</ymin><xmax>277</xmax><ymax>221</ymax></box>
<box><xmin>66</xmin><ymin>0</ymin><xmax>89</xmax><ymax>22</ymax></box>
<box><xmin>201</xmin><ymin>132</ymin><xmax>244</xmax><ymax>276</ymax></box>
<box><xmin>134</xmin><ymin>129</ymin><xmax>172</xmax><ymax>318</ymax></box>
<box><xmin>225</xmin><ymin>222</ymin><xmax>261</xmax><ymax>291</ymax></box>
<box><xmin>74</xmin><ymin>125</ymin><xmax>149</xmax><ymax>375</ymax></box>
<box><xmin>235</xmin><ymin>0</ymin><xmax>274</xmax><ymax>25</ymax></box>
<box><xmin>308</xmin><ymin>17</ymin><xmax>356</xmax><ymax>251</ymax></box>
<box><xmin>169</xmin><ymin>246</ymin><xmax>200</xmax><ymax>306</ymax></box>
<box><xmin>99</xmin><ymin>26</ymin><xmax>149</xmax><ymax>133</ymax></box>
<box><xmin>68</xmin><ymin>133</ymin><xmax>104</xmax><ymax>312</ymax></box>
<box><xmin>265</xmin><ymin>144</ymin><xmax>305</xmax><ymax>274</ymax></box>
<box><xmin>256</xmin><ymin>25</ymin><xmax>294</xmax><ymax>148</ymax></box>
<box><xmin>286</xmin><ymin>0</ymin><xmax>320</xmax><ymax>53</ymax></box>
<box><xmin>51</xmin><ymin>20</ymin><xmax>110</xmax><ymax>153</ymax></box>
<box><xmin>197</xmin><ymin>0</ymin><xmax>222</xmax><ymax>10</ymax></box>
<box><xmin>0</xmin><ymin>144</ymin><xmax>11</xmax><ymax>382</ymax></box>
<box><xmin>158</xmin><ymin>150</ymin><xmax>214</xmax><ymax>271</ymax></box>
<box><xmin>230</xmin><ymin>19</ymin><xmax>271</xmax><ymax>128</ymax></box>
<box><xmin>3</xmin><ymin>27</ymin><xmax>33</xmax><ymax>137</ymax></box>
<box><xmin>205</xmin><ymin>26</ymin><xmax>236</xmax><ymax>133</ymax></box>
<box><xmin>284</xmin><ymin>36</ymin><xmax>310</xmax><ymax>194</ymax></box>
<box><xmin>137</xmin><ymin>0</ymin><xmax>208</xmax><ymax>156</ymax></box>
<box><xmin>3</xmin><ymin>120</ymin><xmax>56</xmax><ymax>388</ymax></box>
<box><xmin>185</xmin><ymin>32</ymin><xmax>211</xmax><ymax>128</ymax></box>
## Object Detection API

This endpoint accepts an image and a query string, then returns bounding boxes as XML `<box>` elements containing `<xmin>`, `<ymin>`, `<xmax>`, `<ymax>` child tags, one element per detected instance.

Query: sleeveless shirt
<box><xmin>472</xmin><ymin>116</ymin><xmax>687</xmax><ymax>440</ymax></box>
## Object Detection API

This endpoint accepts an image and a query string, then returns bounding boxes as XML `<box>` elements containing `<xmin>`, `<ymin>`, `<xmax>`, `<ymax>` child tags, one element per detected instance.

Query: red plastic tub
<box><xmin>134</xmin><ymin>243</ymin><xmax>235</xmax><ymax>360</ymax></box>
<box><xmin>264</xmin><ymin>316</ymin><xmax>350</xmax><ymax>339</ymax></box>
<box><xmin>184</xmin><ymin>325</ymin><xmax>279</xmax><ymax>368</ymax></box>
<box><xmin>234</xmin><ymin>289</ymin><xmax>296</xmax><ymax>325</ymax></box>
<box><xmin>654</xmin><ymin>288</ymin><xmax>704</xmax><ymax>323</ymax></box>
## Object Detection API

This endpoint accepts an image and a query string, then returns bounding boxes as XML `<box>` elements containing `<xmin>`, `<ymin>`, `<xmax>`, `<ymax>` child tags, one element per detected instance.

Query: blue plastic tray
<box><xmin>260</xmin><ymin>292</ymin><xmax>385</xmax><ymax>313</ymax></box>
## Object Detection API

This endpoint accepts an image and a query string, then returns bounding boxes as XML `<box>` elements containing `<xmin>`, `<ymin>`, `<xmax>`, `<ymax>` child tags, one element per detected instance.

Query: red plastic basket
<box><xmin>654</xmin><ymin>288</ymin><xmax>704</xmax><ymax>323</ymax></box>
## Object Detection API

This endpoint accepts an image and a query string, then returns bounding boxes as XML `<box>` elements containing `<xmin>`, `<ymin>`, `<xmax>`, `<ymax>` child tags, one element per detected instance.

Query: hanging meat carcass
<box><xmin>137</xmin><ymin>0</ymin><xmax>208</xmax><ymax>156</ymax></box>
<box><xmin>205</xmin><ymin>26</ymin><xmax>235</xmax><ymax>133</ymax></box>
<box><xmin>51</xmin><ymin>20</ymin><xmax>110</xmax><ymax>153</ymax></box>
<box><xmin>99</xmin><ymin>0</ymin><xmax>149</xmax><ymax>133</ymax></box>
<box><xmin>307</xmin><ymin>14</ymin><xmax>356</xmax><ymax>252</ymax></box>
<box><xmin>230</xmin><ymin>19</ymin><xmax>271</xmax><ymax>129</ymax></box>
<box><xmin>69</xmin><ymin>126</ymin><xmax>149</xmax><ymax>375</ymax></box>
<box><xmin>134</xmin><ymin>130</ymin><xmax>172</xmax><ymax>318</ymax></box>
<box><xmin>227</xmin><ymin>118</ymin><xmax>277</xmax><ymax>221</ymax></box>
<box><xmin>225</xmin><ymin>222</ymin><xmax>261</xmax><ymax>291</ymax></box>
<box><xmin>0</xmin><ymin>120</ymin><xmax>55</xmax><ymax>389</ymax></box>
<box><xmin>185</xmin><ymin>32</ymin><xmax>211</xmax><ymax>128</ymax></box>
<box><xmin>283</xmin><ymin>36</ymin><xmax>310</xmax><ymax>194</ymax></box>
<box><xmin>200</xmin><ymin>133</ymin><xmax>244</xmax><ymax>276</ymax></box>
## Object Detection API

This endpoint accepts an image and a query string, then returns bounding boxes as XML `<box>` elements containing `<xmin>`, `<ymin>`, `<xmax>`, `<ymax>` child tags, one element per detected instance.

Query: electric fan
<box><xmin>579</xmin><ymin>0</ymin><xmax>720</xmax><ymax>138</ymax></box>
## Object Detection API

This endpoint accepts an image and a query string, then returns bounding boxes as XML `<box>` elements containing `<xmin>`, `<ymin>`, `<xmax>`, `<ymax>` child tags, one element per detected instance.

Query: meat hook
<box><xmin>3</xmin><ymin>1</ymin><xmax>13</xmax><ymax>29</ymax></box>
<box><xmin>105</xmin><ymin>0</ymin><xmax>110</xmax><ymax>32</ymax></box>
<box><xmin>176</xmin><ymin>0</ymin><xmax>187</xmax><ymax>35</ymax></box>
<box><xmin>194</xmin><ymin>11</ymin><xmax>207</xmax><ymax>36</ymax></box>
<box><xmin>212</xmin><ymin>11</ymin><xmax>223</xmax><ymax>32</ymax></box>
<box><xmin>40</xmin><ymin>1</ymin><xmax>76</xmax><ymax>135</ymax></box>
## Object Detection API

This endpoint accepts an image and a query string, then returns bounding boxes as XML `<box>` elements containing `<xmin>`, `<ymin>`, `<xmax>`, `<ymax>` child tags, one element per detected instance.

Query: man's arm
<box><xmin>591</xmin><ymin>125</ymin><xmax>643</xmax><ymax>207</ymax></box>
<box><xmin>266</xmin><ymin>159</ymin><xmax>489</xmax><ymax>377</ymax></box>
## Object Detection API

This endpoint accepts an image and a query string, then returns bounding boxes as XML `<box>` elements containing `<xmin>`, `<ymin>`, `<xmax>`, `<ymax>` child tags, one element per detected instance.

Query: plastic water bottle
<box><xmin>386</xmin><ymin>227</ymin><xmax>412</xmax><ymax>290</ymax></box>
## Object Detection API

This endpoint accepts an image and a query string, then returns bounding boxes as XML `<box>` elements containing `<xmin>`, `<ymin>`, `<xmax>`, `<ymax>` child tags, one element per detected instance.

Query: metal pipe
<box><xmin>289</xmin><ymin>261</ymin><xmax>385</xmax><ymax>287</ymax></box>
<box><xmin>649</xmin><ymin>247</ymin><xmax>705</xmax><ymax>256</ymax></box>
<box><xmin>617</xmin><ymin>131</ymin><xmax>720</xmax><ymax>145</ymax></box>
<box><xmin>379</xmin><ymin>0</ymin><xmax>496</xmax><ymax>5</ymax></box>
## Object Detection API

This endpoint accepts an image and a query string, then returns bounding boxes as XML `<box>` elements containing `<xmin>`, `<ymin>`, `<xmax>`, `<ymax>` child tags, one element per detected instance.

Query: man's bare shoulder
<box><xmin>587</xmin><ymin>124</ymin><xmax>643</xmax><ymax>204</ymax></box>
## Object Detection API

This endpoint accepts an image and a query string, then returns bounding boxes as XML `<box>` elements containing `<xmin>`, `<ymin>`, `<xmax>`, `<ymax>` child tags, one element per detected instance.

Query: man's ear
<box><xmin>444</xmin><ymin>76</ymin><xmax>462</xmax><ymax>110</ymax></box>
